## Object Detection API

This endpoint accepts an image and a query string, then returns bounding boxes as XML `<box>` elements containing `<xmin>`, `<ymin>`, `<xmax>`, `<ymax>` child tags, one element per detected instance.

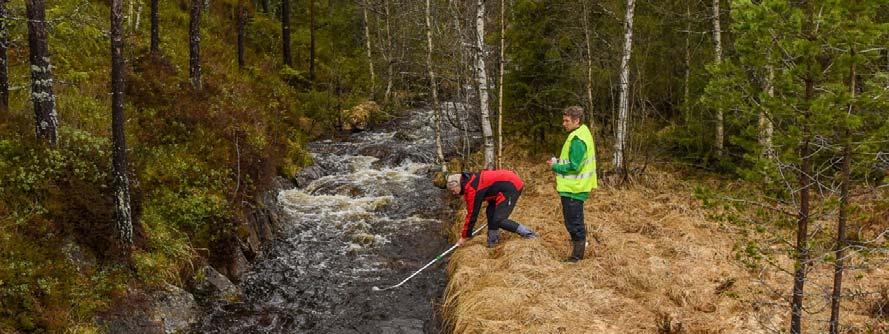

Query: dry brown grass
<box><xmin>441</xmin><ymin>153</ymin><xmax>889</xmax><ymax>333</ymax></box>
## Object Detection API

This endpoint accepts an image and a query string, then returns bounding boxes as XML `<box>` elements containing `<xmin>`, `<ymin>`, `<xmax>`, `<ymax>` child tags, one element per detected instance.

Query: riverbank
<box><xmin>441</xmin><ymin>154</ymin><xmax>889</xmax><ymax>333</ymax></box>
<box><xmin>194</xmin><ymin>106</ymin><xmax>464</xmax><ymax>332</ymax></box>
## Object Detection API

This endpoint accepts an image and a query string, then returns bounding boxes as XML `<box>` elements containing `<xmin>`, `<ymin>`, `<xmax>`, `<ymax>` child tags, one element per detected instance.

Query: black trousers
<box><xmin>485</xmin><ymin>190</ymin><xmax>521</xmax><ymax>233</ymax></box>
<box><xmin>560</xmin><ymin>196</ymin><xmax>586</xmax><ymax>241</ymax></box>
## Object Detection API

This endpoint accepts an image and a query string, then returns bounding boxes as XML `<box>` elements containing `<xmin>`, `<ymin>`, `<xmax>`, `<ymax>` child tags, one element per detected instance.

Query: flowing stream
<box><xmin>196</xmin><ymin>105</ymin><xmax>470</xmax><ymax>333</ymax></box>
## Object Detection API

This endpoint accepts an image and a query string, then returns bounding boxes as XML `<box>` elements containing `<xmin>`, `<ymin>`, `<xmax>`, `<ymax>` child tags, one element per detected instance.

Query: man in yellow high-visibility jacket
<box><xmin>547</xmin><ymin>106</ymin><xmax>598</xmax><ymax>262</ymax></box>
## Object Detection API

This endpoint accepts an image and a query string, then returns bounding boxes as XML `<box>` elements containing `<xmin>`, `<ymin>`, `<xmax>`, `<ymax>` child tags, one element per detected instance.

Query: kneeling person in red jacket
<box><xmin>445</xmin><ymin>170</ymin><xmax>537</xmax><ymax>247</ymax></box>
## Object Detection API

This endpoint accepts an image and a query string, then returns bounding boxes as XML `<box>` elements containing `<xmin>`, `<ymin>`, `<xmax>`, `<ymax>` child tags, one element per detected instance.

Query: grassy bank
<box><xmin>441</xmin><ymin>151</ymin><xmax>889</xmax><ymax>333</ymax></box>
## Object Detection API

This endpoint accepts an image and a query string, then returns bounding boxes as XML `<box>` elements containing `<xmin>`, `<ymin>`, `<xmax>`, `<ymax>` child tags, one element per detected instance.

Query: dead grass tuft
<box><xmin>441</xmin><ymin>156</ymin><xmax>889</xmax><ymax>333</ymax></box>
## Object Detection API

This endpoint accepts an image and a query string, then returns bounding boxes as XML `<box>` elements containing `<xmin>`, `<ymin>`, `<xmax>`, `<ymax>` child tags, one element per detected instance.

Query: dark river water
<box><xmin>194</xmin><ymin>105</ymin><xmax>470</xmax><ymax>333</ymax></box>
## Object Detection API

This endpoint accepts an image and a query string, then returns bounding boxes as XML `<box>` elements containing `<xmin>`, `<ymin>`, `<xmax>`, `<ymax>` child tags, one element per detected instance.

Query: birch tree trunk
<box><xmin>613</xmin><ymin>0</ymin><xmax>635</xmax><ymax>173</ymax></box>
<box><xmin>127</xmin><ymin>0</ymin><xmax>134</xmax><ymax>30</ymax></box>
<box><xmin>189</xmin><ymin>0</ymin><xmax>202</xmax><ymax>90</ymax></box>
<box><xmin>582</xmin><ymin>0</ymin><xmax>594</xmax><ymax>132</ymax></box>
<box><xmin>383</xmin><ymin>0</ymin><xmax>393</xmax><ymax>105</ymax></box>
<box><xmin>497</xmin><ymin>0</ymin><xmax>506</xmax><ymax>169</ymax></box>
<box><xmin>760</xmin><ymin>59</ymin><xmax>774</xmax><ymax>159</ymax></box>
<box><xmin>712</xmin><ymin>0</ymin><xmax>724</xmax><ymax>156</ymax></box>
<box><xmin>683</xmin><ymin>2</ymin><xmax>691</xmax><ymax>121</ymax></box>
<box><xmin>425</xmin><ymin>0</ymin><xmax>446</xmax><ymax>172</ymax></box>
<box><xmin>475</xmin><ymin>0</ymin><xmax>494</xmax><ymax>169</ymax></box>
<box><xmin>135</xmin><ymin>2</ymin><xmax>142</xmax><ymax>31</ymax></box>
<box><xmin>0</xmin><ymin>0</ymin><xmax>8</xmax><ymax>113</ymax></box>
<box><xmin>362</xmin><ymin>0</ymin><xmax>376</xmax><ymax>96</ymax></box>
<box><xmin>26</xmin><ymin>0</ymin><xmax>58</xmax><ymax>146</ymax></box>
<box><xmin>150</xmin><ymin>0</ymin><xmax>159</xmax><ymax>53</ymax></box>
<box><xmin>282</xmin><ymin>0</ymin><xmax>292</xmax><ymax>66</ymax></box>
<box><xmin>829</xmin><ymin>49</ymin><xmax>855</xmax><ymax>334</ymax></box>
<box><xmin>111</xmin><ymin>0</ymin><xmax>133</xmax><ymax>247</ymax></box>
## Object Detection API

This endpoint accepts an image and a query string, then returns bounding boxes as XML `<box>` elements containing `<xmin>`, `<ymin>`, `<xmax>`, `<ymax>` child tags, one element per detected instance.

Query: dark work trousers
<box><xmin>560</xmin><ymin>196</ymin><xmax>586</xmax><ymax>241</ymax></box>
<box><xmin>485</xmin><ymin>190</ymin><xmax>522</xmax><ymax>233</ymax></box>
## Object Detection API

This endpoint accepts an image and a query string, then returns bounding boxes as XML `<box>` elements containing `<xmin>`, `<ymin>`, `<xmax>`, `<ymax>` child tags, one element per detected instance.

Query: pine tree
<box><xmin>111</xmin><ymin>0</ymin><xmax>133</xmax><ymax>247</ymax></box>
<box><xmin>282</xmin><ymin>0</ymin><xmax>291</xmax><ymax>66</ymax></box>
<box><xmin>708</xmin><ymin>1</ymin><xmax>889</xmax><ymax>332</ymax></box>
<box><xmin>26</xmin><ymin>0</ymin><xmax>57</xmax><ymax>145</ymax></box>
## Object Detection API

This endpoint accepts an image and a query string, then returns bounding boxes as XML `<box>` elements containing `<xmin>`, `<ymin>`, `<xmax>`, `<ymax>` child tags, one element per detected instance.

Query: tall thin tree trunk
<box><xmin>712</xmin><ymin>0</ymin><xmax>724</xmax><ymax>156</ymax></box>
<box><xmin>760</xmin><ymin>56</ymin><xmax>774</xmax><ymax>159</ymax></box>
<box><xmin>425</xmin><ymin>0</ymin><xmax>445</xmax><ymax>172</ymax></box>
<box><xmin>237</xmin><ymin>0</ymin><xmax>246</xmax><ymax>68</ymax></box>
<box><xmin>128</xmin><ymin>0</ymin><xmax>134</xmax><ymax>30</ymax></box>
<box><xmin>150</xmin><ymin>0</ymin><xmax>159</xmax><ymax>53</ymax></box>
<box><xmin>135</xmin><ymin>2</ymin><xmax>143</xmax><ymax>30</ymax></box>
<box><xmin>791</xmin><ymin>61</ymin><xmax>815</xmax><ymax>334</ymax></box>
<box><xmin>0</xmin><ymin>0</ymin><xmax>9</xmax><ymax>113</ymax></box>
<box><xmin>582</xmin><ymin>0</ymin><xmax>595</xmax><ymax>132</ymax></box>
<box><xmin>383</xmin><ymin>0</ymin><xmax>393</xmax><ymax>105</ymax></box>
<box><xmin>362</xmin><ymin>1</ymin><xmax>376</xmax><ymax>97</ymax></box>
<box><xmin>189</xmin><ymin>0</ymin><xmax>202</xmax><ymax>90</ymax></box>
<box><xmin>613</xmin><ymin>0</ymin><xmax>635</xmax><ymax>173</ymax></box>
<box><xmin>791</xmin><ymin>119</ymin><xmax>811</xmax><ymax>334</ymax></box>
<box><xmin>111</xmin><ymin>0</ymin><xmax>133</xmax><ymax>247</ymax></box>
<box><xmin>26</xmin><ymin>0</ymin><xmax>58</xmax><ymax>146</ymax></box>
<box><xmin>309</xmin><ymin>0</ymin><xmax>315</xmax><ymax>83</ymax></box>
<box><xmin>829</xmin><ymin>49</ymin><xmax>855</xmax><ymax>334</ymax></box>
<box><xmin>261</xmin><ymin>0</ymin><xmax>268</xmax><ymax>13</ymax></box>
<box><xmin>790</xmin><ymin>5</ymin><xmax>815</xmax><ymax>331</ymax></box>
<box><xmin>475</xmin><ymin>0</ymin><xmax>494</xmax><ymax>169</ymax></box>
<box><xmin>683</xmin><ymin>2</ymin><xmax>691</xmax><ymax>123</ymax></box>
<box><xmin>497</xmin><ymin>0</ymin><xmax>506</xmax><ymax>169</ymax></box>
<box><xmin>282</xmin><ymin>0</ymin><xmax>291</xmax><ymax>66</ymax></box>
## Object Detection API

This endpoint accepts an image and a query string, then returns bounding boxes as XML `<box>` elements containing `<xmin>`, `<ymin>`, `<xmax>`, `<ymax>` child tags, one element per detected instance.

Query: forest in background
<box><xmin>0</xmin><ymin>0</ymin><xmax>887</xmax><ymax>332</ymax></box>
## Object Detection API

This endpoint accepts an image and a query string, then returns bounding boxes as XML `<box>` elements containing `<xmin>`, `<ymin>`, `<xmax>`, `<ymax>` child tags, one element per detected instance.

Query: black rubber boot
<box><xmin>565</xmin><ymin>240</ymin><xmax>585</xmax><ymax>263</ymax></box>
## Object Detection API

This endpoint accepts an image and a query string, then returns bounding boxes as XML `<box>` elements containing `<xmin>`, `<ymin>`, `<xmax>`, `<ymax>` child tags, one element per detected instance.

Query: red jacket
<box><xmin>460</xmin><ymin>170</ymin><xmax>524</xmax><ymax>238</ymax></box>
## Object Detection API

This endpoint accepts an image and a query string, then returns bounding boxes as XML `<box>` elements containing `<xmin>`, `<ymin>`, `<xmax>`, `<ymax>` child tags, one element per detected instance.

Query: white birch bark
<box><xmin>712</xmin><ymin>0</ymin><xmax>724</xmax><ymax>156</ymax></box>
<box><xmin>363</xmin><ymin>1</ymin><xmax>376</xmax><ymax>96</ymax></box>
<box><xmin>497</xmin><ymin>0</ymin><xmax>505</xmax><ymax>169</ymax></box>
<box><xmin>383</xmin><ymin>0</ymin><xmax>394</xmax><ymax>105</ymax></box>
<box><xmin>684</xmin><ymin>2</ymin><xmax>691</xmax><ymax>116</ymax></box>
<box><xmin>425</xmin><ymin>0</ymin><xmax>445</xmax><ymax>172</ymax></box>
<box><xmin>583</xmin><ymin>0</ymin><xmax>595</xmax><ymax>132</ymax></box>
<box><xmin>475</xmin><ymin>0</ymin><xmax>494</xmax><ymax>169</ymax></box>
<box><xmin>613</xmin><ymin>0</ymin><xmax>635</xmax><ymax>172</ymax></box>
<box><xmin>760</xmin><ymin>61</ymin><xmax>774</xmax><ymax>159</ymax></box>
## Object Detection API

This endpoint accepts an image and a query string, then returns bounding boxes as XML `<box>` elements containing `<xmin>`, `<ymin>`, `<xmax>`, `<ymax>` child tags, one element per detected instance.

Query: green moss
<box><xmin>0</xmin><ymin>0</ymin><xmax>372</xmax><ymax>329</ymax></box>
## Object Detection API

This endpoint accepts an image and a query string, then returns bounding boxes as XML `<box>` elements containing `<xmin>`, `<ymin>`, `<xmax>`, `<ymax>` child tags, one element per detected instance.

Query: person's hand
<box><xmin>546</xmin><ymin>157</ymin><xmax>556</xmax><ymax>167</ymax></box>
<box><xmin>457</xmin><ymin>237</ymin><xmax>467</xmax><ymax>247</ymax></box>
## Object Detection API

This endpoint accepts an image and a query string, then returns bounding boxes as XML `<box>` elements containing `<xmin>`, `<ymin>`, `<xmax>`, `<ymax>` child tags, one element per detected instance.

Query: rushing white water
<box><xmin>196</xmin><ymin>105</ymin><xmax>473</xmax><ymax>333</ymax></box>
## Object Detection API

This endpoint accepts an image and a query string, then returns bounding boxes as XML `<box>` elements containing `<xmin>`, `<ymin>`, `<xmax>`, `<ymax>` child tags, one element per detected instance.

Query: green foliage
<box><xmin>504</xmin><ymin>1</ymin><xmax>579</xmax><ymax>150</ymax></box>
<box><xmin>701</xmin><ymin>0</ymin><xmax>889</xmax><ymax>187</ymax></box>
<box><xmin>0</xmin><ymin>0</ymin><xmax>354</xmax><ymax>329</ymax></box>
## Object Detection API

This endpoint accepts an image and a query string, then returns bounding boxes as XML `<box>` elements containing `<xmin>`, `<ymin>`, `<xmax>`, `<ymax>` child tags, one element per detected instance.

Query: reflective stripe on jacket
<box><xmin>555</xmin><ymin>124</ymin><xmax>597</xmax><ymax>194</ymax></box>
